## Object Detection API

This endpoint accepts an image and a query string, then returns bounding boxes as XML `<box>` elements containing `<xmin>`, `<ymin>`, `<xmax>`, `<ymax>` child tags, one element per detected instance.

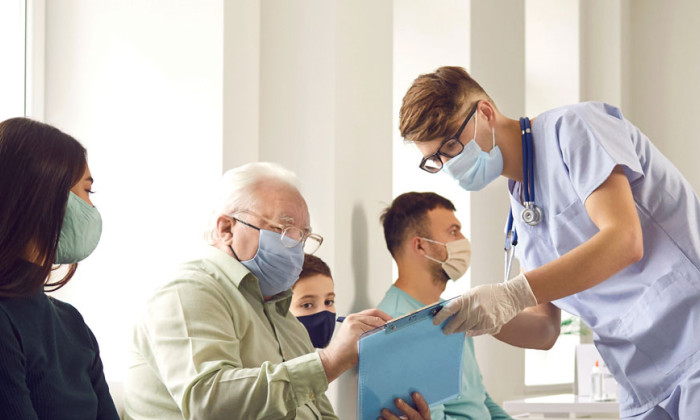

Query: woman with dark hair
<box><xmin>0</xmin><ymin>118</ymin><xmax>118</xmax><ymax>419</ymax></box>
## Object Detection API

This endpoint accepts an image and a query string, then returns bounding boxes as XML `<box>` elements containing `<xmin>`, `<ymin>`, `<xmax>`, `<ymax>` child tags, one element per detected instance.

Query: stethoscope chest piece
<box><xmin>521</xmin><ymin>202</ymin><xmax>542</xmax><ymax>226</ymax></box>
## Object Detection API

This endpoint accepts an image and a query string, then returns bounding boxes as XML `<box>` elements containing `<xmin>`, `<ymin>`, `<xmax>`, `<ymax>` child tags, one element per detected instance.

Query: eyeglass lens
<box><xmin>279</xmin><ymin>227</ymin><xmax>322</xmax><ymax>254</ymax></box>
<box><xmin>439</xmin><ymin>138</ymin><xmax>464</xmax><ymax>157</ymax></box>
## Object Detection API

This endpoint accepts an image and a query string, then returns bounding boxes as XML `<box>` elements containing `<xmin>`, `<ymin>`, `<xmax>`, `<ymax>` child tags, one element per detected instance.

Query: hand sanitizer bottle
<box><xmin>591</xmin><ymin>360</ymin><xmax>604</xmax><ymax>401</ymax></box>
<box><xmin>600</xmin><ymin>361</ymin><xmax>618</xmax><ymax>401</ymax></box>
<box><xmin>592</xmin><ymin>360</ymin><xmax>618</xmax><ymax>401</ymax></box>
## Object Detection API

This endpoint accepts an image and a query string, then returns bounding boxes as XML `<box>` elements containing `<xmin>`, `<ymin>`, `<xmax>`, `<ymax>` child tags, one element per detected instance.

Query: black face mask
<box><xmin>297</xmin><ymin>310</ymin><xmax>336</xmax><ymax>348</ymax></box>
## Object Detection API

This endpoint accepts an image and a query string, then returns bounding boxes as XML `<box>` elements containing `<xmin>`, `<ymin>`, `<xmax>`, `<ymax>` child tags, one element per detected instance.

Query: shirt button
<box><xmin>309</xmin><ymin>393</ymin><xmax>315</xmax><ymax>399</ymax></box>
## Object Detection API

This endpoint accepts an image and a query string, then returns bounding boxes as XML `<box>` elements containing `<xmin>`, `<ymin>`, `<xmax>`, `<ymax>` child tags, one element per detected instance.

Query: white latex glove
<box><xmin>433</xmin><ymin>273</ymin><xmax>537</xmax><ymax>335</ymax></box>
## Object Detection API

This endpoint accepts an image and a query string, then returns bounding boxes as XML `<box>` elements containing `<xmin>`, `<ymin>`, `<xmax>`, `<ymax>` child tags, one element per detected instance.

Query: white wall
<box><xmin>468</xmin><ymin>0</ymin><xmax>527</xmax><ymax>403</ymax></box>
<box><xmin>45</xmin><ymin>0</ymin><xmax>224</xmax><ymax>382</ymax></box>
<box><xmin>258</xmin><ymin>0</ymin><xmax>336</xmax><ymax>271</ymax></box>
<box><xmin>393</xmin><ymin>0</ymin><xmax>472</xmax><ymax>300</ymax></box>
<box><xmin>255</xmin><ymin>2</ymin><xmax>394</xmax><ymax>416</ymax></box>
<box><xmin>624</xmin><ymin>0</ymin><xmax>700</xmax><ymax>192</ymax></box>
<box><xmin>223</xmin><ymin>0</ymin><xmax>260</xmax><ymax>169</ymax></box>
<box><xmin>0</xmin><ymin>0</ymin><xmax>25</xmax><ymax>120</ymax></box>
<box><xmin>580</xmin><ymin>0</ymin><xmax>622</xmax><ymax>107</ymax></box>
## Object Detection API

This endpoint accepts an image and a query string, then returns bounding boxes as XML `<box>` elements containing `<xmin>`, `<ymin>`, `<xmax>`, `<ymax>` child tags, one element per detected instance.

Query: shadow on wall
<box><xmin>350</xmin><ymin>202</ymin><xmax>371</xmax><ymax>312</ymax></box>
<box><xmin>335</xmin><ymin>202</ymin><xmax>371</xmax><ymax>418</ymax></box>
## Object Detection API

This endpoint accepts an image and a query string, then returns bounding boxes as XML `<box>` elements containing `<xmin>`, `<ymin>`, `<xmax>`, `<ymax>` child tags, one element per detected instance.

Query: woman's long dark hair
<box><xmin>0</xmin><ymin>117</ymin><xmax>87</xmax><ymax>297</ymax></box>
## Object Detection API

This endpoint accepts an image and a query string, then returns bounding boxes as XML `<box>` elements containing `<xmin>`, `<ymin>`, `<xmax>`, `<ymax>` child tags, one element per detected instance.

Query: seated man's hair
<box><xmin>380</xmin><ymin>192</ymin><xmax>456</xmax><ymax>258</ymax></box>
<box><xmin>205</xmin><ymin>162</ymin><xmax>300</xmax><ymax>244</ymax></box>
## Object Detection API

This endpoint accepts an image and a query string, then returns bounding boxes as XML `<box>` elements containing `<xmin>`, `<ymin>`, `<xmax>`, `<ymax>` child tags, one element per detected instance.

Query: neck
<box><xmin>497</xmin><ymin>117</ymin><xmax>525</xmax><ymax>183</ymax></box>
<box><xmin>394</xmin><ymin>260</ymin><xmax>446</xmax><ymax>305</ymax></box>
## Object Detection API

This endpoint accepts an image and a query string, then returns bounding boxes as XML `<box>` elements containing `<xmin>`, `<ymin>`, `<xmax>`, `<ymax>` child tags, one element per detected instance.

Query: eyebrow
<box><xmin>298</xmin><ymin>292</ymin><xmax>335</xmax><ymax>300</ymax></box>
<box><xmin>278</xmin><ymin>214</ymin><xmax>295</xmax><ymax>224</ymax></box>
<box><xmin>277</xmin><ymin>214</ymin><xmax>312</xmax><ymax>232</ymax></box>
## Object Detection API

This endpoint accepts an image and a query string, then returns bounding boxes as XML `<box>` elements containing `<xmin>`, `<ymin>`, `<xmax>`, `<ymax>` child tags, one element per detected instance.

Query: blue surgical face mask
<box><xmin>55</xmin><ymin>192</ymin><xmax>103</xmax><ymax>264</ymax></box>
<box><xmin>238</xmin><ymin>229</ymin><xmax>304</xmax><ymax>297</ymax></box>
<box><xmin>442</xmin><ymin>111</ymin><xmax>503</xmax><ymax>191</ymax></box>
<box><xmin>297</xmin><ymin>310</ymin><xmax>336</xmax><ymax>348</ymax></box>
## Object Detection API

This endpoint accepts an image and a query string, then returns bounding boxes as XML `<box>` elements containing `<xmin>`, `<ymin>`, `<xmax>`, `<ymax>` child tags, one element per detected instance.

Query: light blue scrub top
<box><xmin>377</xmin><ymin>285</ymin><xmax>512</xmax><ymax>420</ymax></box>
<box><xmin>508</xmin><ymin>102</ymin><xmax>700</xmax><ymax>417</ymax></box>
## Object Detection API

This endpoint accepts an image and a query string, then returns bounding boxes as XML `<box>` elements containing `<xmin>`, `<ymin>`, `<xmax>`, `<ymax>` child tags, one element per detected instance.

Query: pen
<box><xmin>336</xmin><ymin>316</ymin><xmax>346</xmax><ymax>323</ymax></box>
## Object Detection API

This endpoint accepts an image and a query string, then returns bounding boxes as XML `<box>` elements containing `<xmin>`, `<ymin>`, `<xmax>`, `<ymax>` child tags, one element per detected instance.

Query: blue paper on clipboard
<box><xmin>357</xmin><ymin>299</ymin><xmax>465</xmax><ymax>420</ymax></box>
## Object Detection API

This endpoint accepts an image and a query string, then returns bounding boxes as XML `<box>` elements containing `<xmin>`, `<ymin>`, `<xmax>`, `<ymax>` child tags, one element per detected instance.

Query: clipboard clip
<box><xmin>384</xmin><ymin>302</ymin><xmax>444</xmax><ymax>335</ymax></box>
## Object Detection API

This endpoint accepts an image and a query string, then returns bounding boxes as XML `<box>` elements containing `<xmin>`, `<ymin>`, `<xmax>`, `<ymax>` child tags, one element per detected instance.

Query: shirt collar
<box><xmin>203</xmin><ymin>245</ymin><xmax>293</xmax><ymax>315</ymax></box>
<box><xmin>390</xmin><ymin>285</ymin><xmax>426</xmax><ymax>310</ymax></box>
<box><xmin>204</xmin><ymin>245</ymin><xmax>251</xmax><ymax>288</ymax></box>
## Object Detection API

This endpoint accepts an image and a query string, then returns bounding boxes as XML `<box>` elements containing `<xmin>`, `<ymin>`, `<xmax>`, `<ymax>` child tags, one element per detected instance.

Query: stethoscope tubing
<box><xmin>520</xmin><ymin>118</ymin><xmax>535</xmax><ymax>204</ymax></box>
<box><xmin>504</xmin><ymin>117</ymin><xmax>539</xmax><ymax>281</ymax></box>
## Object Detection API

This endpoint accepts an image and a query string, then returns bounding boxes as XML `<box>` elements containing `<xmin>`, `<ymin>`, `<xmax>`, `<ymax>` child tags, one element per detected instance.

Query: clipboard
<box><xmin>357</xmin><ymin>299</ymin><xmax>465</xmax><ymax>419</ymax></box>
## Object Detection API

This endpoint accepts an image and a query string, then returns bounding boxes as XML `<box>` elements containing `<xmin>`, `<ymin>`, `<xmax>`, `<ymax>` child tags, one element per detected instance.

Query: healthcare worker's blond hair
<box><xmin>399</xmin><ymin>66</ymin><xmax>494</xmax><ymax>143</ymax></box>
<box><xmin>205</xmin><ymin>162</ymin><xmax>301</xmax><ymax>244</ymax></box>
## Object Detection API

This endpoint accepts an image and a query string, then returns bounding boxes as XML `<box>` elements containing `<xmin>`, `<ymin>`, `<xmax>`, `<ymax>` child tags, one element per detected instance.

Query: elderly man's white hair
<box><xmin>205</xmin><ymin>162</ymin><xmax>301</xmax><ymax>244</ymax></box>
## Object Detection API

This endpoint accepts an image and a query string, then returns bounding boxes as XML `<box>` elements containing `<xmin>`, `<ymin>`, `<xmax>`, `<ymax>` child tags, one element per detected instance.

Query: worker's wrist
<box><xmin>509</xmin><ymin>272</ymin><xmax>538</xmax><ymax>308</ymax></box>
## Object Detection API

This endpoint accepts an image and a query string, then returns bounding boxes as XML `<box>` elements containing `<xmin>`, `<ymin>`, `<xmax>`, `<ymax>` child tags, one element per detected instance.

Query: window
<box><xmin>0</xmin><ymin>0</ymin><xmax>26</xmax><ymax>120</ymax></box>
<box><xmin>525</xmin><ymin>312</ymin><xmax>582</xmax><ymax>387</ymax></box>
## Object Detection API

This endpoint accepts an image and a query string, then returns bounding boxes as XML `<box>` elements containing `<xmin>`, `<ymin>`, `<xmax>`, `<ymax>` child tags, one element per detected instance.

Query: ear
<box><xmin>477</xmin><ymin>100</ymin><xmax>498</xmax><ymax>128</ymax></box>
<box><xmin>216</xmin><ymin>215</ymin><xmax>235</xmax><ymax>245</ymax></box>
<box><xmin>409</xmin><ymin>236</ymin><xmax>425</xmax><ymax>256</ymax></box>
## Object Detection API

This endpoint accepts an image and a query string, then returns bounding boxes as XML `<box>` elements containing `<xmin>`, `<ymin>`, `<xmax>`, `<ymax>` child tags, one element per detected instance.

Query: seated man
<box><xmin>377</xmin><ymin>192</ymin><xmax>512</xmax><ymax>420</ymax></box>
<box><xmin>124</xmin><ymin>162</ymin><xmax>390</xmax><ymax>420</ymax></box>
<box><xmin>291</xmin><ymin>254</ymin><xmax>337</xmax><ymax>349</ymax></box>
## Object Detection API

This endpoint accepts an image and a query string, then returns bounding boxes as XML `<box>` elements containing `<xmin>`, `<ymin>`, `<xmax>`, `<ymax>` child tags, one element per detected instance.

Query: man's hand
<box><xmin>433</xmin><ymin>273</ymin><xmax>537</xmax><ymax>335</ymax></box>
<box><xmin>380</xmin><ymin>392</ymin><xmax>431</xmax><ymax>420</ymax></box>
<box><xmin>318</xmin><ymin>308</ymin><xmax>392</xmax><ymax>382</ymax></box>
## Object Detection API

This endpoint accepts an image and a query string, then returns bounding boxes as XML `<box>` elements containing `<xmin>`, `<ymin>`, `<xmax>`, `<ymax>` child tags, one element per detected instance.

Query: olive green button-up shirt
<box><xmin>124</xmin><ymin>246</ymin><xmax>337</xmax><ymax>420</ymax></box>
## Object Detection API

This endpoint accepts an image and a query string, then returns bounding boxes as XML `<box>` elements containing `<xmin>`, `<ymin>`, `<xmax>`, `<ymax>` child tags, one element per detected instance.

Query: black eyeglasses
<box><xmin>419</xmin><ymin>101</ymin><xmax>479</xmax><ymax>173</ymax></box>
<box><xmin>232</xmin><ymin>210</ymin><xmax>324</xmax><ymax>254</ymax></box>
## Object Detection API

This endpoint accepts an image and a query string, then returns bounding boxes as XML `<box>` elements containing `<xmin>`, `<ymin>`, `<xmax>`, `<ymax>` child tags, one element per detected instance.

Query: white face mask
<box><xmin>420</xmin><ymin>237</ymin><xmax>472</xmax><ymax>280</ymax></box>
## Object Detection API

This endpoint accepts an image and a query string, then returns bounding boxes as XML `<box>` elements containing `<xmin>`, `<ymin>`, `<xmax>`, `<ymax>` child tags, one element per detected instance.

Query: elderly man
<box><xmin>377</xmin><ymin>192</ymin><xmax>515</xmax><ymax>420</ymax></box>
<box><xmin>124</xmin><ymin>162</ymin><xmax>390</xmax><ymax>419</ymax></box>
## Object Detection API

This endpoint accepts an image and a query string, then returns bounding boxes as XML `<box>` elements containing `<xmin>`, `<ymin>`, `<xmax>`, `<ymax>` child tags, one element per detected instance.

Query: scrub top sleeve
<box><xmin>556</xmin><ymin>104</ymin><xmax>644</xmax><ymax>204</ymax></box>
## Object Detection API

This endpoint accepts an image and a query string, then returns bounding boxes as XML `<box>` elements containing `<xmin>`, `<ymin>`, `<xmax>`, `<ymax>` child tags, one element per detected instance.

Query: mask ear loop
<box><xmin>473</xmin><ymin>108</ymin><xmax>479</xmax><ymax>140</ymax></box>
<box><xmin>492</xmin><ymin>127</ymin><xmax>496</xmax><ymax>149</ymax></box>
<box><xmin>419</xmin><ymin>237</ymin><xmax>449</xmax><ymax>263</ymax></box>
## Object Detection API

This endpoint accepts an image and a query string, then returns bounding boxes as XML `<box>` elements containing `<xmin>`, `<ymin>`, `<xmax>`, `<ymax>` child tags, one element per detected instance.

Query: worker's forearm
<box><xmin>526</xmin><ymin>226</ymin><xmax>642</xmax><ymax>303</ymax></box>
<box><xmin>495</xmin><ymin>303</ymin><xmax>560</xmax><ymax>349</ymax></box>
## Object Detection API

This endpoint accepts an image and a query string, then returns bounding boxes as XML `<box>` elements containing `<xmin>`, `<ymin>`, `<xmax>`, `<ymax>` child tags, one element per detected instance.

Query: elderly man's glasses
<box><xmin>232</xmin><ymin>210</ymin><xmax>323</xmax><ymax>254</ymax></box>
<box><xmin>419</xmin><ymin>102</ymin><xmax>479</xmax><ymax>173</ymax></box>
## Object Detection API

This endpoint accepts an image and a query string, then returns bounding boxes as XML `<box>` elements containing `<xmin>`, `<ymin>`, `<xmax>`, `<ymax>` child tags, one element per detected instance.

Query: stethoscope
<box><xmin>504</xmin><ymin>117</ymin><xmax>543</xmax><ymax>282</ymax></box>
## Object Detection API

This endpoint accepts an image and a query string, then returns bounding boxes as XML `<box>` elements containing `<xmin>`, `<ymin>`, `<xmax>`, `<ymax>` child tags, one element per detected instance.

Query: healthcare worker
<box><xmin>398</xmin><ymin>66</ymin><xmax>700</xmax><ymax>420</ymax></box>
